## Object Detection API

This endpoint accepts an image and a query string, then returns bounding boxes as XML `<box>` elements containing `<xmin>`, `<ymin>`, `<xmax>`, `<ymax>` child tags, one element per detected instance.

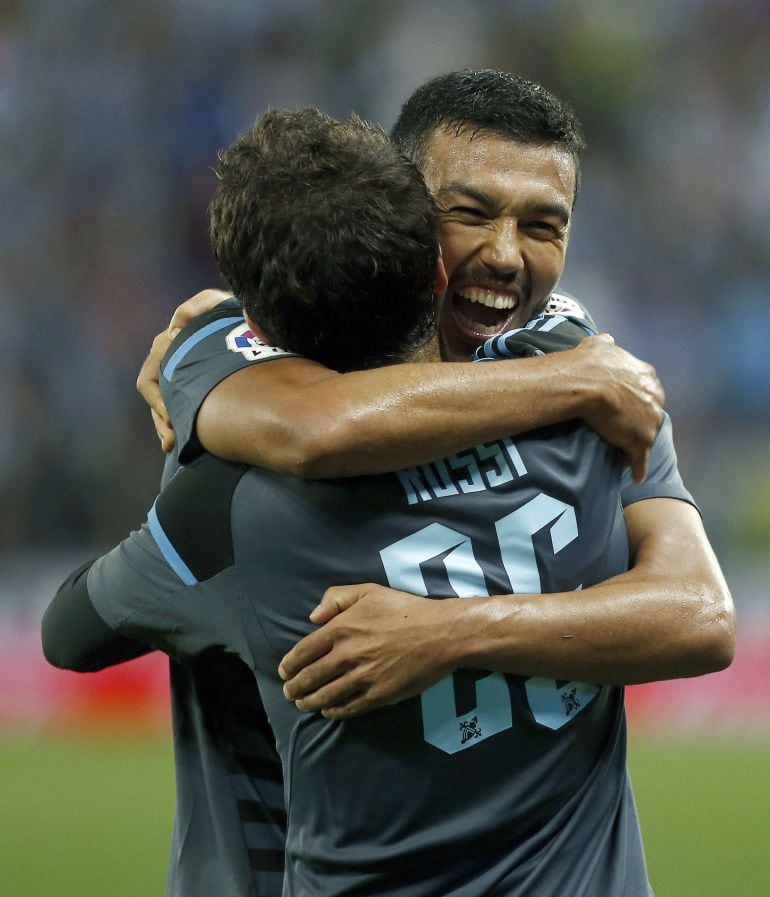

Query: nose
<box><xmin>477</xmin><ymin>218</ymin><xmax>523</xmax><ymax>276</ymax></box>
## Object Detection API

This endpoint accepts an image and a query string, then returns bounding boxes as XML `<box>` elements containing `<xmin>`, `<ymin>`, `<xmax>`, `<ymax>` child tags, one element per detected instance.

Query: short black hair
<box><xmin>210</xmin><ymin>107</ymin><xmax>439</xmax><ymax>372</ymax></box>
<box><xmin>391</xmin><ymin>69</ymin><xmax>586</xmax><ymax>194</ymax></box>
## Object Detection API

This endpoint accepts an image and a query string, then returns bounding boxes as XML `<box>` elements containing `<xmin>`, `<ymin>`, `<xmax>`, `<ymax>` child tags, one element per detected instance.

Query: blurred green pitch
<box><xmin>2</xmin><ymin>733</ymin><xmax>768</xmax><ymax>897</ymax></box>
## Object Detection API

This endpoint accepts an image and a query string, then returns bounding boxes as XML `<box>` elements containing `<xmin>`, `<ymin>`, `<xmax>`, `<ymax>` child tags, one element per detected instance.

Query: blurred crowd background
<box><xmin>3</xmin><ymin>7</ymin><xmax>767</xmax><ymax>894</ymax></box>
<box><xmin>0</xmin><ymin>1</ymin><xmax>768</xmax><ymax>650</ymax></box>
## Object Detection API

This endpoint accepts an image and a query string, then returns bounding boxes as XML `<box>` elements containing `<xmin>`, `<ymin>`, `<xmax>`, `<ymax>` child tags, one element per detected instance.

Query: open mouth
<box><xmin>450</xmin><ymin>286</ymin><xmax>523</xmax><ymax>341</ymax></box>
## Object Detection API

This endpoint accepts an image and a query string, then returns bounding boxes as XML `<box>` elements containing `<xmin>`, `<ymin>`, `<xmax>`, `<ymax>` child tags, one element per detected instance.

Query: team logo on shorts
<box><xmin>225</xmin><ymin>323</ymin><xmax>293</xmax><ymax>361</ymax></box>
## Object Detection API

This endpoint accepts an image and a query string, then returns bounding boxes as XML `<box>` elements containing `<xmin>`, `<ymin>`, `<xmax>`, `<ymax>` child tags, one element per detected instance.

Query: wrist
<box><xmin>547</xmin><ymin>345</ymin><xmax>608</xmax><ymax>425</ymax></box>
<box><xmin>528</xmin><ymin>349</ymin><xmax>599</xmax><ymax>426</ymax></box>
<box><xmin>441</xmin><ymin>596</ymin><xmax>525</xmax><ymax>672</ymax></box>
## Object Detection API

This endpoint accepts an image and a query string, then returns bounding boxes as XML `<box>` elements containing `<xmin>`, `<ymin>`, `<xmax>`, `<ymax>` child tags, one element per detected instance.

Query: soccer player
<box><xmin>48</xmin><ymin>104</ymin><xmax>681</xmax><ymax>896</ymax></box>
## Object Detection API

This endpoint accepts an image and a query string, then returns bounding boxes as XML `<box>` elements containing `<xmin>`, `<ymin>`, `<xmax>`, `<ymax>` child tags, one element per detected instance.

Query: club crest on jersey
<box><xmin>225</xmin><ymin>323</ymin><xmax>292</xmax><ymax>361</ymax></box>
<box><xmin>545</xmin><ymin>292</ymin><xmax>588</xmax><ymax>321</ymax></box>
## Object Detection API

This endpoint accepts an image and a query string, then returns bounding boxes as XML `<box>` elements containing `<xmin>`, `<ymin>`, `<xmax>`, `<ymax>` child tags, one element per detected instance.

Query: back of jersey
<box><xmin>231</xmin><ymin>410</ymin><xmax>643</xmax><ymax>896</ymax></box>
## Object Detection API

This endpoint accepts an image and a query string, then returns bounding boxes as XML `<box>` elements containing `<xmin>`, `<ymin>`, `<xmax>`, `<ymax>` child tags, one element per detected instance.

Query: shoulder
<box><xmin>154</xmin><ymin>456</ymin><xmax>249</xmax><ymax>583</ymax></box>
<box><xmin>620</xmin><ymin>413</ymin><xmax>697</xmax><ymax>510</ymax></box>
<box><xmin>544</xmin><ymin>289</ymin><xmax>598</xmax><ymax>333</ymax></box>
<box><xmin>161</xmin><ymin>300</ymin><xmax>297</xmax><ymax>383</ymax></box>
<box><xmin>474</xmin><ymin>312</ymin><xmax>594</xmax><ymax>362</ymax></box>
<box><xmin>159</xmin><ymin>301</ymin><xmax>301</xmax><ymax>463</ymax></box>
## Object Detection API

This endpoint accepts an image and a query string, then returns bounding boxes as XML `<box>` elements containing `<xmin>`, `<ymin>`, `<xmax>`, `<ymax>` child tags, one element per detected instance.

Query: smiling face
<box><xmin>420</xmin><ymin>128</ymin><xmax>577</xmax><ymax>361</ymax></box>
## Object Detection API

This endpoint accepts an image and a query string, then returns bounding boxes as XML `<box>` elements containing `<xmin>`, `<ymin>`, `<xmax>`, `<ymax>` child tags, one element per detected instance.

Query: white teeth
<box><xmin>457</xmin><ymin>287</ymin><xmax>516</xmax><ymax>310</ymax></box>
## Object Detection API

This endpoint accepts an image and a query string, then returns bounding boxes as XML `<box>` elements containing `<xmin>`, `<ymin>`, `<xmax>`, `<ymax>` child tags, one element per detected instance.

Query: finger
<box><xmin>593</xmin><ymin>331</ymin><xmax>615</xmax><ymax>344</ymax></box>
<box><xmin>282</xmin><ymin>654</ymin><xmax>343</xmax><ymax>702</ymax></box>
<box><xmin>168</xmin><ymin>289</ymin><xmax>231</xmax><ymax>334</ymax></box>
<box><xmin>150</xmin><ymin>396</ymin><xmax>170</xmax><ymax>426</ymax></box>
<box><xmin>293</xmin><ymin>677</ymin><xmax>364</xmax><ymax>713</ymax></box>
<box><xmin>137</xmin><ymin>332</ymin><xmax>172</xmax><ymax>400</ymax></box>
<box><xmin>278</xmin><ymin>630</ymin><xmax>334</xmax><ymax>682</ymax></box>
<box><xmin>136</xmin><ymin>355</ymin><xmax>158</xmax><ymax>403</ymax></box>
<box><xmin>151</xmin><ymin>407</ymin><xmax>176</xmax><ymax>453</ymax></box>
<box><xmin>309</xmin><ymin>584</ymin><xmax>370</xmax><ymax>624</ymax></box>
<box><xmin>629</xmin><ymin>448</ymin><xmax>649</xmax><ymax>485</ymax></box>
<box><xmin>161</xmin><ymin>431</ymin><xmax>175</xmax><ymax>453</ymax></box>
<box><xmin>320</xmin><ymin>691</ymin><xmax>376</xmax><ymax>720</ymax></box>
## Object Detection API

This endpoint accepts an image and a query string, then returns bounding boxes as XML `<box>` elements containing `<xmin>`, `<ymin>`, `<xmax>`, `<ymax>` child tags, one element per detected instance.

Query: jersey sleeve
<box><xmin>472</xmin><ymin>312</ymin><xmax>595</xmax><ymax>363</ymax></box>
<box><xmin>473</xmin><ymin>317</ymin><xmax>698</xmax><ymax>513</ymax></box>
<box><xmin>160</xmin><ymin>298</ymin><xmax>300</xmax><ymax>463</ymax></box>
<box><xmin>41</xmin><ymin>561</ymin><xmax>154</xmax><ymax>671</ymax></box>
<box><xmin>86</xmin><ymin>458</ymin><xmax>253</xmax><ymax>663</ymax></box>
<box><xmin>620</xmin><ymin>412</ymin><xmax>697</xmax><ymax>510</ymax></box>
<box><xmin>544</xmin><ymin>289</ymin><xmax>598</xmax><ymax>333</ymax></box>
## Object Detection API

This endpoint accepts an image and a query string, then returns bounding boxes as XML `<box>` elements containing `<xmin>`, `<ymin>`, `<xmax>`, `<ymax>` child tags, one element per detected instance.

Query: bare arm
<box><xmin>457</xmin><ymin>498</ymin><xmax>734</xmax><ymax>682</ymax></box>
<box><xmin>138</xmin><ymin>290</ymin><xmax>664</xmax><ymax>482</ymax></box>
<box><xmin>278</xmin><ymin>498</ymin><xmax>735</xmax><ymax>717</ymax></box>
<box><xmin>199</xmin><ymin>334</ymin><xmax>662</xmax><ymax>481</ymax></box>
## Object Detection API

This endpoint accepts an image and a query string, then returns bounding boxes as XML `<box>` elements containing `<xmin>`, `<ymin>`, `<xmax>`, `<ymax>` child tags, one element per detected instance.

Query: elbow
<box><xmin>40</xmin><ymin>610</ymin><xmax>93</xmax><ymax>673</ymax></box>
<box><xmin>705</xmin><ymin>602</ymin><xmax>737</xmax><ymax>673</ymax></box>
<box><xmin>691</xmin><ymin>584</ymin><xmax>737</xmax><ymax>675</ymax></box>
<box><xmin>277</xmin><ymin>447</ymin><xmax>330</xmax><ymax>480</ymax></box>
<box><xmin>42</xmin><ymin>641</ymin><xmax>107</xmax><ymax>673</ymax></box>
<box><xmin>41</xmin><ymin>611</ymin><xmax>68</xmax><ymax>670</ymax></box>
<box><xmin>41</xmin><ymin>631</ymin><xmax>80</xmax><ymax>672</ymax></box>
<box><xmin>276</xmin><ymin>418</ymin><xmax>357</xmax><ymax>479</ymax></box>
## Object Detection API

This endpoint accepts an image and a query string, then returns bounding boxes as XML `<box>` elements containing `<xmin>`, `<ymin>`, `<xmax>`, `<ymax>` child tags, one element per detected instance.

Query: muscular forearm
<box><xmin>198</xmin><ymin>336</ymin><xmax>659</xmax><ymax>479</ymax></box>
<box><xmin>445</xmin><ymin>571</ymin><xmax>733</xmax><ymax>685</ymax></box>
<box><xmin>423</xmin><ymin>499</ymin><xmax>734</xmax><ymax>685</ymax></box>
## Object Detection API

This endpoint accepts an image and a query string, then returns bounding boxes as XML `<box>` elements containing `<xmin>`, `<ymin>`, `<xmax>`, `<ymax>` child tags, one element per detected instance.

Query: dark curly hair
<box><xmin>391</xmin><ymin>69</ymin><xmax>586</xmax><ymax>195</ymax></box>
<box><xmin>210</xmin><ymin>107</ymin><xmax>439</xmax><ymax>372</ymax></box>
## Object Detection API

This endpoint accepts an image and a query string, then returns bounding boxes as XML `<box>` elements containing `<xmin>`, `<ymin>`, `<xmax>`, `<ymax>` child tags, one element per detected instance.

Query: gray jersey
<box><xmin>83</xmin><ymin>315</ymin><xmax>691</xmax><ymax>895</ymax></box>
<box><xmin>158</xmin><ymin>300</ymin><xmax>292</xmax><ymax>897</ymax></box>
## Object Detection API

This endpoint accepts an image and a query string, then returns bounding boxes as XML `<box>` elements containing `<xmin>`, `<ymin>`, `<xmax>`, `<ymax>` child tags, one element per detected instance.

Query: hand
<box><xmin>166</xmin><ymin>288</ymin><xmax>232</xmax><ymax>341</ymax></box>
<box><xmin>136</xmin><ymin>329</ymin><xmax>175</xmax><ymax>451</ymax></box>
<box><xmin>136</xmin><ymin>289</ymin><xmax>231</xmax><ymax>452</ymax></box>
<box><xmin>278</xmin><ymin>583</ymin><xmax>460</xmax><ymax>718</ymax></box>
<box><xmin>574</xmin><ymin>334</ymin><xmax>665</xmax><ymax>483</ymax></box>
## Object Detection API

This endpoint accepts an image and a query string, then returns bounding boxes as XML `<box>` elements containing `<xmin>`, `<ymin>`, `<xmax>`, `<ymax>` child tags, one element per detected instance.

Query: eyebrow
<box><xmin>521</xmin><ymin>200</ymin><xmax>571</xmax><ymax>225</ymax></box>
<box><xmin>435</xmin><ymin>183</ymin><xmax>494</xmax><ymax>206</ymax></box>
<box><xmin>436</xmin><ymin>183</ymin><xmax>571</xmax><ymax>224</ymax></box>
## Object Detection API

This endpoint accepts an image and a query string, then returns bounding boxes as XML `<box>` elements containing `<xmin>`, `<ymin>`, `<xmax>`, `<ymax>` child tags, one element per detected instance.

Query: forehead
<box><xmin>420</xmin><ymin>127</ymin><xmax>576</xmax><ymax>207</ymax></box>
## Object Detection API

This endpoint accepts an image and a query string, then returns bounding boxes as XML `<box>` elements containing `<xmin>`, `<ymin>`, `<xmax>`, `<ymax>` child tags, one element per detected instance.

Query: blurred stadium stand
<box><xmin>1</xmin><ymin>0</ymin><xmax>768</xmax><ymax>735</ymax></box>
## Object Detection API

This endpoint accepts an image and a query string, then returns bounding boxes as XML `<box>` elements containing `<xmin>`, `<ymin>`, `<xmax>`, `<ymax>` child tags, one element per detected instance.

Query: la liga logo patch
<box><xmin>225</xmin><ymin>323</ymin><xmax>293</xmax><ymax>361</ymax></box>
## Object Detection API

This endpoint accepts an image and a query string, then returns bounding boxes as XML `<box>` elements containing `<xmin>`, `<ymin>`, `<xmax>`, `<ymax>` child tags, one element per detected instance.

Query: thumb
<box><xmin>593</xmin><ymin>331</ymin><xmax>615</xmax><ymax>344</ymax></box>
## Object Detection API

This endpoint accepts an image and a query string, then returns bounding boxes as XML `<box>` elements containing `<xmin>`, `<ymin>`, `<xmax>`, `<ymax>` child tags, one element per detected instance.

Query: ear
<box><xmin>434</xmin><ymin>250</ymin><xmax>448</xmax><ymax>297</ymax></box>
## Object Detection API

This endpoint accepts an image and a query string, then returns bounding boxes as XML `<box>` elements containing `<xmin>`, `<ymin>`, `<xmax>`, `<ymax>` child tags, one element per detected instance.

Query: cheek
<box><xmin>438</xmin><ymin>223</ymin><xmax>478</xmax><ymax>279</ymax></box>
<box><xmin>527</xmin><ymin>243</ymin><xmax>566</xmax><ymax>287</ymax></box>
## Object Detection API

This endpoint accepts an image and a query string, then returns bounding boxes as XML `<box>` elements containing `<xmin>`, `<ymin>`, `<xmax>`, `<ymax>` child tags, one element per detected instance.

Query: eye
<box><xmin>444</xmin><ymin>205</ymin><xmax>487</xmax><ymax>223</ymax></box>
<box><xmin>525</xmin><ymin>220</ymin><xmax>562</xmax><ymax>238</ymax></box>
